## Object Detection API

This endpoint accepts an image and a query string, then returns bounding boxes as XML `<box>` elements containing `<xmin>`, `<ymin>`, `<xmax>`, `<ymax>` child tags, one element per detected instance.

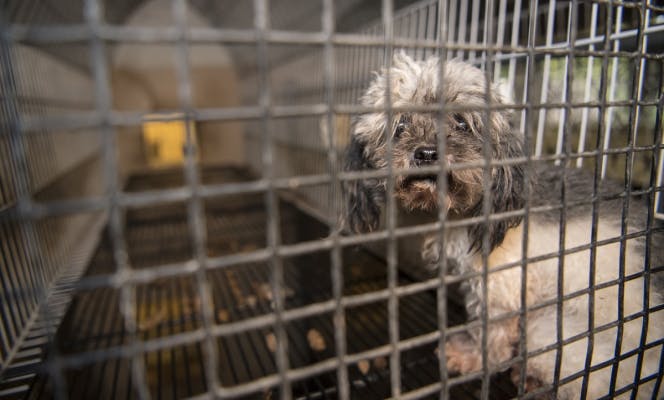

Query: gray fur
<box><xmin>344</xmin><ymin>51</ymin><xmax>525</xmax><ymax>251</ymax></box>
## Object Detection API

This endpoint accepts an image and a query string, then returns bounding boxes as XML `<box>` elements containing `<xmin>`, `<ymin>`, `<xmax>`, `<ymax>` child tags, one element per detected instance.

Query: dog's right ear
<box><xmin>343</xmin><ymin>136</ymin><xmax>382</xmax><ymax>233</ymax></box>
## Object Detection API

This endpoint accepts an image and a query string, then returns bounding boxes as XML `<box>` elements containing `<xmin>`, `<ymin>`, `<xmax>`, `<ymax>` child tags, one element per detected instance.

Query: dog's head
<box><xmin>344</xmin><ymin>52</ymin><xmax>525</xmax><ymax>251</ymax></box>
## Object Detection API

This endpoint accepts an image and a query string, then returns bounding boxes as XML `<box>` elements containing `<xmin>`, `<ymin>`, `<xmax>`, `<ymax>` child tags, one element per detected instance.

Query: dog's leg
<box><xmin>446</xmin><ymin>315</ymin><xmax>561</xmax><ymax>399</ymax></box>
<box><xmin>445</xmin><ymin>315</ymin><xmax>518</xmax><ymax>374</ymax></box>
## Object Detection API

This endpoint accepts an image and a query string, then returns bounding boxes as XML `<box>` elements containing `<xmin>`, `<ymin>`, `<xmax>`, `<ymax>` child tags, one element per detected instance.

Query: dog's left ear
<box><xmin>343</xmin><ymin>136</ymin><xmax>383</xmax><ymax>233</ymax></box>
<box><xmin>469</xmin><ymin>118</ymin><xmax>527</xmax><ymax>252</ymax></box>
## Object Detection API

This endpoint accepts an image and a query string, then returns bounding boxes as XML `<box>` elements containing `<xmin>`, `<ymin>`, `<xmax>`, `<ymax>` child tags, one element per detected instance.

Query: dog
<box><xmin>344</xmin><ymin>52</ymin><xmax>663</xmax><ymax>399</ymax></box>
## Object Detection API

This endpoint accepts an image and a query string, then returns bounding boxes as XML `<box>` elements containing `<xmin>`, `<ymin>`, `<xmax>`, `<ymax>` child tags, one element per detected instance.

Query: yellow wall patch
<box><xmin>142</xmin><ymin>115</ymin><xmax>196</xmax><ymax>167</ymax></box>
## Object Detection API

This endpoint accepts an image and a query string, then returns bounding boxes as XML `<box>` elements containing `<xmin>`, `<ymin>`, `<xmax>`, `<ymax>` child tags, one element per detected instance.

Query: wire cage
<box><xmin>1</xmin><ymin>0</ymin><xmax>663</xmax><ymax>399</ymax></box>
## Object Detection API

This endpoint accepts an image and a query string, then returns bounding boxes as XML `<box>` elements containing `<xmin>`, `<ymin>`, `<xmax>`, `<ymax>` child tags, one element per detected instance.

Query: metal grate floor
<box><xmin>26</xmin><ymin>166</ymin><xmax>517</xmax><ymax>400</ymax></box>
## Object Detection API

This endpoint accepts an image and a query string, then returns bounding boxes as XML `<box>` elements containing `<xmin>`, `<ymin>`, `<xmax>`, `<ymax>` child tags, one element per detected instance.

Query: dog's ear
<box><xmin>343</xmin><ymin>136</ymin><xmax>382</xmax><ymax>233</ymax></box>
<box><xmin>469</xmin><ymin>128</ymin><xmax>527</xmax><ymax>252</ymax></box>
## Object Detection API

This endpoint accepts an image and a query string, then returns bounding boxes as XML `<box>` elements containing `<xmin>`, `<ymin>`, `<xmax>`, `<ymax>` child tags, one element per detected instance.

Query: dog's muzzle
<box><xmin>413</xmin><ymin>146</ymin><xmax>438</xmax><ymax>166</ymax></box>
<box><xmin>402</xmin><ymin>146</ymin><xmax>441</xmax><ymax>186</ymax></box>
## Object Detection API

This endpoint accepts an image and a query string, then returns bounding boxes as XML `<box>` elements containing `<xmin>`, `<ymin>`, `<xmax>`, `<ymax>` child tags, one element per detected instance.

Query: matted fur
<box><xmin>344</xmin><ymin>52</ymin><xmax>664</xmax><ymax>399</ymax></box>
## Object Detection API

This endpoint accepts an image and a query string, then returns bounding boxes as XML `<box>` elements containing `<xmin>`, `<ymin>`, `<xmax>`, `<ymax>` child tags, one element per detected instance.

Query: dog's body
<box><xmin>344</xmin><ymin>52</ymin><xmax>663</xmax><ymax>399</ymax></box>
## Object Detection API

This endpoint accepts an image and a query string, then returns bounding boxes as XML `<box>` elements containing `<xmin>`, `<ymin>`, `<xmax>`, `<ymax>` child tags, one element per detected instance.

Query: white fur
<box><xmin>440</xmin><ymin>214</ymin><xmax>663</xmax><ymax>399</ymax></box>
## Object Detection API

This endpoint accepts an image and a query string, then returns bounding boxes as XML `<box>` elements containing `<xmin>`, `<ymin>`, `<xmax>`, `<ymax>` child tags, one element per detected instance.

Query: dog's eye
<box><xmin>394</xmin><ymin>123</ymin><xmax>407</xmax><ymax>139</ymax></box>
<box><xmin>453</xmin><ymin>114</ymin><xmax>470</xmax><ymax>132</ymax></box>
<box><xmin>394</xmin><ymin>115</ymin><xmax>410</xmax><ymax>139</ymax></box>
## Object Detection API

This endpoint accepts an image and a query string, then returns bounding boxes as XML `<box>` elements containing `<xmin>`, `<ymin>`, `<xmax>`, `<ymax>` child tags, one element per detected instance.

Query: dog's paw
<box><xmin>510</xmin><ymin>365</ymin><xmax>556</xmax><ymax>399</ymax></box>
<box><xmin>442</xmin><ymin>333</ymin><xmax>481</xmax><ymax>374</ymax></box>
<box><xmin>421</xmin><ymin>235</ymin><xmax>440</xmax><ymax>270</ymax></box>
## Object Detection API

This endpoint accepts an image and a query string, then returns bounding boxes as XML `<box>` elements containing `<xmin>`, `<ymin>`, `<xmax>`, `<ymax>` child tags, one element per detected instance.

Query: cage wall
<box><xmin>1</xmin><ymin>0</ymin><xmax>664</xmax><ymax>400</ymax></box>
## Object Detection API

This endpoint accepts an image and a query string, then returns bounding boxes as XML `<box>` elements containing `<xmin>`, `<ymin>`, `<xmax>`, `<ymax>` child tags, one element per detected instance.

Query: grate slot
<box><xmin>216</xmin><ymin>268</ymin><xmax>275</xmax><ymax>386</ymax></box>
<box><xmin>70</xmin><ymin>288</ymin><xmax>118</xmax><ymax>399</ymax></box>
<box><xmin>177</xmin><ymin>278</ymin><xmax>208</xmax><ymax>396</ymax></box>
<box><xmin>96</xmin><ymin>290</ymin><xmax>128</xmax><ymax>400</ymax></box>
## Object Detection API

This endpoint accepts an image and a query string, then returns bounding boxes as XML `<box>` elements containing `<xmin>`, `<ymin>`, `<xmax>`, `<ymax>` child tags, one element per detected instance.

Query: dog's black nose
<box><xmin>414</xmin><ymin>146</ymin><xmax>438</xmax><ymax>164</ymax></box>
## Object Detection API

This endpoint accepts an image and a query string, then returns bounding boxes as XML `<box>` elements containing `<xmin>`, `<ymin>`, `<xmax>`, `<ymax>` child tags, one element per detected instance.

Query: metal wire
<box><xmin>84</xmin><ymin>0</ymin><xmax>151</xmax><ymax>398</ymax></box>
<box><xmin>171</xmin><ymin>0</ymin><xmax>222</xmax><ymax>397</ymax></box>
<box><xmin>615</xmin><ymin>1</ymin><xmax>652</xmax><ymax>397</ymax></box>
<box><xmin>380</xmin><ymin>1</ymin><xmax>401</xmax><ymax>397</ymax></box>
<box><xmin>320</xmin><ymin>0</ymin><xmax>350</xmax><ymax>399</ymax></box>
<box><xmin>434</xmin><ymin>3</ymin><xmax>450</xmax><ymax>399</ymax></box>
<box><xmin>253</xmin><ymin>1</ymin><xmax>292</xmax><ymax>398</ymax></box>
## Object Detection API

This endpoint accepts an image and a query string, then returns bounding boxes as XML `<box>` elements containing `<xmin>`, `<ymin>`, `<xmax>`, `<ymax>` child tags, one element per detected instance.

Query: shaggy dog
<box><xmin>344</xmin><ymin>52</ymin><xmax>663</xmax><ymax>399</ymax></box>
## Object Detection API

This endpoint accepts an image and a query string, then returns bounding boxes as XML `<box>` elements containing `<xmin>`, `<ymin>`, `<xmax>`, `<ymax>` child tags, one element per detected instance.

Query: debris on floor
<box><xmin>138</xmin><ymin>307</ymin><xmax>167</xmax><ymax>331</ymax></box>
<box><xmin>217</xmin><ymin>309</ymin><xmax>230</xmax><ymax>322</ymax></box>
<box><xmin>357</xmin><ymin>359</ymin><xmax>370</xmax><ymax>375</ymax></box>
<box><xmin>306</xmin><ymin>329</ymin><xmax>326</xmax><ymax>352</ymax></box>
<box><xmin>372</xmin><ymin>356</ymin><xmax>388</xmax><ymax>370</ymax></box>
<box><xmin>265</xmin><ymin>332</ymin><xmax>277</xmax><ymax>353</ymax></box>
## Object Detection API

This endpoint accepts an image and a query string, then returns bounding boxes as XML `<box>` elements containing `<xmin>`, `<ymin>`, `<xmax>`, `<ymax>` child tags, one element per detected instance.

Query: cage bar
<box><xmin>1</xmin><ymin>1</ymin><xmax>663</xmax><ymax>400</ymax></box>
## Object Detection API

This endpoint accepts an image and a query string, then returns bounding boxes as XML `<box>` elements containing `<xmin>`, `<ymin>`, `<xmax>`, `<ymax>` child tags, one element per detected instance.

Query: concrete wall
<box><xmin>112</xmin><ymin>0</ymin><xmax>245</xmax><ymax>166</ymax></box>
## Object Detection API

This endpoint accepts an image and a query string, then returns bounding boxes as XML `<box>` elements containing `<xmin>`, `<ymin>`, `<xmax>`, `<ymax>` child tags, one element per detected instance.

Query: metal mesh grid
<box><xmin>23</xmin><ymin>166</ymin><xmax>523</xmax><ymax>399</ymax></box>
<box><xmin>1</xmin><ymin>0</ymin><xmax>664</xmax><ymax>399</ymax></box>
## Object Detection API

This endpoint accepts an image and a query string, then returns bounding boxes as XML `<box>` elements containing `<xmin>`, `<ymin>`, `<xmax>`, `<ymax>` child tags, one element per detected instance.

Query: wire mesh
<box><xmin>1</xmin><ymin>0</ymin><xmax>663</xmax><ymax>399</ymax></box>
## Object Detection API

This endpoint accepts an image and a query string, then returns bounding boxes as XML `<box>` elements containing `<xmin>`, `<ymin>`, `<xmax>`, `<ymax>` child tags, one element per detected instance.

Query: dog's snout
<box><xmin>414</xmin><ymin>146</ymin><xmax>438</xmax><ymax>164</ymax></box>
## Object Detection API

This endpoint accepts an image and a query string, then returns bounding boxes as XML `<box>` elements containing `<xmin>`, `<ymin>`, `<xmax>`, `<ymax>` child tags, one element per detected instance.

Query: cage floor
<box><xmin>27</xmin><ymin>166</ymin><xmax>517</xmax><ymax>400</ymax></box>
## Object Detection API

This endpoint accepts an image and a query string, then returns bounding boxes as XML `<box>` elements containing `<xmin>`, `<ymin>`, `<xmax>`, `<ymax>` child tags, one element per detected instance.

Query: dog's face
<box><xmin>345</xmin><ymin>53</ymin><xmax>525</xmax><ymax>251</ymax></box>
<box><xmin>386</xmin><ymin>111</ymin><xmax>486</xmax><ymax>214</ymax></box>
